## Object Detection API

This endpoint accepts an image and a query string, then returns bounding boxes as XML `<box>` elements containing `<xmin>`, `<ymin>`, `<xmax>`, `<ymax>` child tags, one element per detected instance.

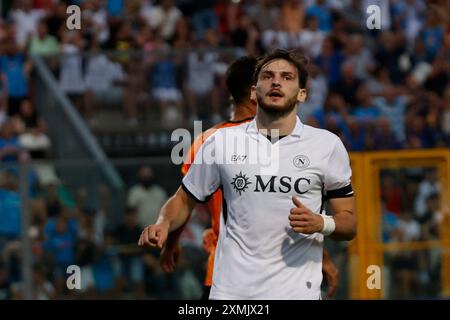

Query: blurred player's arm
<box><xmin>138</xmin><ymin>186</ymin><xmax>197</xmax><ymax>249</ymax></box>
<box><xmin>322</xmin><ymin>248</ymin><xmax>339</xmax><ymax>298</ymax></box>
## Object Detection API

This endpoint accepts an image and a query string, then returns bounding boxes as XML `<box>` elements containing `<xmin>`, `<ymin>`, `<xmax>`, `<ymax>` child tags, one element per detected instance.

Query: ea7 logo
<box><xmin>366</xmin><ymin>5</ymin><xmax>381</xmax><ymax>30</ymax></box>
<box><xmin>66</xmin><ymin>5</ymin><xmax>81</xmax><ymax>30</ymax></box>
<box><xmin>231</xmin><ymin>155</ymin><xmax>248</xmax><ymax>162</ymax></box>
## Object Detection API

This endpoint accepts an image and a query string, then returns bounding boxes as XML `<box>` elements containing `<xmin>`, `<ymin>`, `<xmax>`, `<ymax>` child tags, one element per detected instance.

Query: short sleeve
<box><xmin>182</xmin><ymin>133</ymin><xmax>221</xmax><ymax>203</ymax></box>
<box><xmin>324</xmin><ymin>138</ymin><xmax>354</xmax><ymax>199</ymax></box>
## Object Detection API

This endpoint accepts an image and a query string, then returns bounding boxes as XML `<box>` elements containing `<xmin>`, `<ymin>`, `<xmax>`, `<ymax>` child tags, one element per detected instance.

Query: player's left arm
<box><xmin>327</xmin><ymin>196</ymin><xmax>356</xmax><ymax>241</ymax></box>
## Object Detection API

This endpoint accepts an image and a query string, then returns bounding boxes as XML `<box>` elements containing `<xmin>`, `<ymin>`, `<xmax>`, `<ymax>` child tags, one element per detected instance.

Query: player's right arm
<box><xmin>138</xmin><ymin>186</ymin><xmax>197</xmax><ymax>249</ymax></box>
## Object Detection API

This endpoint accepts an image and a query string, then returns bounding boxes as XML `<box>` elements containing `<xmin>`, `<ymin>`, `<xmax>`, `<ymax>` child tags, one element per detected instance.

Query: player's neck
<box><xmin>230</xmin><ymin>101</ymin><xmax>256</xmax><ymax>122</ymax></box>
<box><xmin>256</xmin><ymin>108</ymin><xmax>297</xmax><ymax>136</ymax></box>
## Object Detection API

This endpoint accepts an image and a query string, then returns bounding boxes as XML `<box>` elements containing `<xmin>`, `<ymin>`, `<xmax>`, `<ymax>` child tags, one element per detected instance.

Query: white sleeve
<box><xmin>324</xmin><ymin>138</ymin><xmax>354</xmax><ymax>199</ymax></box>
<box><xmin>182</xmin><ymin>134</ymin><xmax>221</xmax><ymax>203</ymax></box>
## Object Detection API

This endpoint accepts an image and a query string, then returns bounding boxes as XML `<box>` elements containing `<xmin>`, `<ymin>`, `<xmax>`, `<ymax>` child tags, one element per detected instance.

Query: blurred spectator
<box><xmin>380</xmin><ymin>173</ymin><xmax>403</xmax><ymax>215</ymax></box>
<box><xmin>0</xmin><ymin>170</ymin><xmax>21</xmax><ymax>244</ymax></box>
<box><xmin>170</xmin><ymin>16</ymin><xmax>192</xmax><ymax>50</ymax></box>
<box><xmin>261</xmin><ymin>19</ymin><xmax>291</xmax><ymax>51</ymax></box>
<box><xmin>391</xmin><ymin>0</ymin><xmax>425</xmax><ymax>47</ymax></box>
<box><xmin>0</xmin><ymin>40</ymin><xmax>32</xmax><ymax>117</ymax></box>
<box><xmin>107</xmin><ymin>0</ymin><xmax>125</xmax><ymax>18</ymax></box>
<box><xmin>418</xmin><ymin>5</ymin><xmax>445</xmax><ymax>62</ymax></box>
<box><xmin>343</xmin><ymin>34</ymin><xmax>374</xmax><ymax>81</ymax></box>
<box><xmin>29</xmin><ymin>19</ymin><xmax>59</xmax><ymax>56</ymax></box>
<box><xmin>141</xmin><ymin>0</ymin><xmax>181</xmax><ymax>41</ymax></box>
<box><xmin>113</xmin><ymin>207</ymin><xmax>145</xmax><ymax>298</ymax></box>
<box><xmin>381</xmin><ymin>200</ymin><xmax>399</xmax><ymax>243</ymax></box>
<box><xmin>298</xmin><ymin>15</ymin><xmax>325</xmax><ymax>59</ymax></box>
<box><xmin>92</xmin><ymin>231</ymin><xmax>120</xmax><ymax>298</ymax></box>
<box><xmin>342</xmin><ymin>0</ymin><xmax>364</xmax><ymax>33</ymax></box>
<box><xmin>414</xmin><ymin>168</ymin><xmax>440</xmax><ymax>219</ymax></box>
<box><xmin>0</xmin><ymin>73</ymin><xmax>7</xmax><ymax>126</ymax></box>
<box><xmin>375</xmin><ymin>31</ymin><xmax>406</xmax><ymax>84</ymax></box>
<box><xmin>369</xmin><ymin>117</ymin><xmax>402</xmax><ymax>151</ymax></box>
<box><xmin>373</xmin><ymin>85</ymin><xmax>408</xmax><ymax>142</ymax></box>
<box><xmin>228</xmin><ymin>13</ymin><xmax>262</xmax><ymax>56</ymax></box>
<box><xmin>84</xmin><ymin>39</ymin><xmax>125</xmax><ymax>121</ymax></box>
<box><xmin>390</xmin><ymin>210</ymin><xmax>421</xmax><ymax>298</ymax></box>
<box><xmin>16</xmin><ymin>99</ymin><xmax>51</xmax><ymax>159</ymax></box>
<box><xmin>32</xmin><ymin>264</ymin><xmax>56</xmax><ymax>300</ymax></box>
<box><xmin>351</xmin><ymin>84</ymin><xmax>379</xmax><ymax>125</ymax></box>
<box><xmin>247</xmin><ymin>0</ymin><xmax>280</xmax><ymax>32</ymax></box>
<box><xmin>298</xmin><ymin>62</ymin><xmax>327</xmax><ymax>122</ymax></box>
<box><xmin>59</xmin><ymin>31</ymin><xmax>85</xmax><ymax>111</ymax></box>
<box><xmin>417</xmin><ymin>193</ymin><xmax>441</xmax><ymax>239</ymax></box>
<box><xmin>43</xmin><ymin>214</ymin><xmax>78</xmax><ymax>295</ymax></box>
<box><xmin>184</xmin><ymin>39</ymin><xmax>222</xmax><ymax>122</ymax></box>
<box><xmin>330</xmin><ymin>61</ymin><xmax>361</xmax><ymax>108</ymax></box>
<box><xmin>127</xmin><ymin>165</ymin><xmax>167</xmax><ymax>229</ymax></box>
<box><xmin>189</xmin><ymin>0</ymin><xmax>218</xmax><ymax>41</ymax></box>
<box><xmin>306</xmin><ymin>0</ymin><xmax>332</xmax><ymax>32</ymax></box>
<box><xmin>9</xmin><ymin>0</ymin><xmax>47</xmax><ymax>49</ymax></box>
<box><xmin>45</xmin><ymin>2</ymin><xmax>67</xmax><ymax>40</ymax></box>
<box><xmin>0</xmin><ymin>120</ymin><xmax>29</xmax><ymax>163</ymax></box>
<box><xmin>149</xmin><ymin>52</ymin><xmax>183</xmax><ymax>127</ymax></box>
<box><xmin>315</xmin><ymin>36</ymin><xmax>343</xmax><ymax>85</ymax></box>
<box><xmin>0</xmin><ymin>261</ymin><xmax>11</xmax><ymax>299</ymax></box>
<box><xmin>442</xmin><ymin>84</ymin><xmax>450</xmax><ymax>142</ymax></box>
<box><xmin>83</xmin><ymin>0</ymin><xmax>110</xmax><ymax>46</ymax></box>
<box><xmin>280</xmin><ymin>0</ymin><xmax>304</xmax><ymax>34</ymax></box>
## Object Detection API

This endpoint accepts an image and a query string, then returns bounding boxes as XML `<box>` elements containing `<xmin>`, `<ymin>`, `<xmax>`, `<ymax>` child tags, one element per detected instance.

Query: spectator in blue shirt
<box><xmin>0</xmin><ymin>40</ymin><xmax>31</xmax><ymax>116</ymax></box>
<box><xmin>0</xmin><ymin>120</ymin><xmax>29</xmax><ymax>163</ymax></box>
<box><xmin>306</xmin><ymin>0</ymin><xmax>332</xmax><ymax>32</ymax></box>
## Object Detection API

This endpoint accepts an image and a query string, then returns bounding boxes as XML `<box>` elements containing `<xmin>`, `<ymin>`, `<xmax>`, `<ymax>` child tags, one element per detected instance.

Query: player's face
<box><xmin>252</xmin><ymin>59</ymin><xmax>306</xmax><ymax>116</ymax></box>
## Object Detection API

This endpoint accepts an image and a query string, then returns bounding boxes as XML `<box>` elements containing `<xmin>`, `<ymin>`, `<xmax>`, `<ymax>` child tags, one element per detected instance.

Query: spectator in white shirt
<box><xmin>9</xmin><ymin>0</ymin><xmax>46</xmax><ymax>49</ymax></box>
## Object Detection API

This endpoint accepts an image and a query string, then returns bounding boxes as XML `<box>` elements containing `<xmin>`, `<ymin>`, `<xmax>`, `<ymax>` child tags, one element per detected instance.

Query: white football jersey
<box><xmin>182</xmin><ymin>116</ymin><xmax>353</xmax><ymax>300</ymax></box>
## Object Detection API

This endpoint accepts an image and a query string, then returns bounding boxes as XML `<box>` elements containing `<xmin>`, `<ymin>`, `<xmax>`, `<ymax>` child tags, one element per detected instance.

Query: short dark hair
<box><xmin>254</xmin><ymin>49</ymin><xmax>309</xmax><ymax>88</ymax></box>
<box><xmin>225</xmin><ymin>56</ymin><xmax>258</xmax><ymax>105</ymax></box>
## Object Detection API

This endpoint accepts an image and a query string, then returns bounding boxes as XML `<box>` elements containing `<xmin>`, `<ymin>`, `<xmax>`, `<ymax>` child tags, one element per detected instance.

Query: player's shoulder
<box><xmin>214</xmin><ymin>119</ymin><xmax>253</xmax><ymax>134</ymax></box>
<box><xmin>302</xmin><ymin>124</ymin><xmax>342</xmax><ymax>146</ymax></box>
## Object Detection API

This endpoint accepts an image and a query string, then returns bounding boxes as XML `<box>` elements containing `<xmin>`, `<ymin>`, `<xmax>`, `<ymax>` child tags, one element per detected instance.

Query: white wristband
<box><xmin>320</xmin><ymin>215</ymin><xmax>336</xmax><ymax>236</ymax></box>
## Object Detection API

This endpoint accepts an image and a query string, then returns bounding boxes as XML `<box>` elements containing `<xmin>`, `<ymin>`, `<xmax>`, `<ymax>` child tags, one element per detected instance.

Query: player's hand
<box><xmin>138</xmin><ymin>222</ymin><xmax>169</xmax><ymax>249</ymax></box>
<box><xmin>289</xmin><ymin>196</ymin><xmax>324</xmax><ymax>234</ymax></box>
<box><xmin>160</xmin><ymin>243</ymin><xmax>181</xmax><ymax>273</ymax></box>
<box><xmin>322</xmin><ymin>255</ymin><xmax>339</xmax><ymax>298</ymax></box>
<box><xmin>202</xmin><ymin>228</ymin><xmax>217</xmax><ymax>253</ymax></box>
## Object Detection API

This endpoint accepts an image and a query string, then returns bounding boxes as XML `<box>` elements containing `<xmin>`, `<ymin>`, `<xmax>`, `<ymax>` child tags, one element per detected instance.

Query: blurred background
<box><xmin>0</xmin><ymin>0</ymin><xmax>449</xmax><ymax>300</ymax></box>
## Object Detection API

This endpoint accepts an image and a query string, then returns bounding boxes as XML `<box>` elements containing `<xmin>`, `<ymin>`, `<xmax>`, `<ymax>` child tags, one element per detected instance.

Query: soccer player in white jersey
<box><xmin>139</xmin><ymin>49</ymin><xmax>356</xmax><ymax>299</ymax></box>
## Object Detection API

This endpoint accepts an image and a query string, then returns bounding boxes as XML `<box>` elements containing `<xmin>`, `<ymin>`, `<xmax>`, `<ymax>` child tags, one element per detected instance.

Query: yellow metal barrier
<box><xmin>348</xmin><ymin>148</ymin><xmax>450</xmax><ymax>299</ymax></box>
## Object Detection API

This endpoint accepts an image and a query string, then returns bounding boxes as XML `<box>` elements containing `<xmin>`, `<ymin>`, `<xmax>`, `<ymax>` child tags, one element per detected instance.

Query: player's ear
<box><xmin>297</xmin><ymin>88</ymin><xmax>307</xmax><ymax>103</ymax></box>
<box><xmin>250</xmin><ymin>85</ymin><xmax>257</xmax><ymax>102</ymax></box>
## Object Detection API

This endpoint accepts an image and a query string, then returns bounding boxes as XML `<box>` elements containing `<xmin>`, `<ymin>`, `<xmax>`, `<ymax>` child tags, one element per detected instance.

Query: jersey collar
<box><xmin>246</xmin><ymin>115</ymin><xmax>304</xmax><ymax>139</ymax></box>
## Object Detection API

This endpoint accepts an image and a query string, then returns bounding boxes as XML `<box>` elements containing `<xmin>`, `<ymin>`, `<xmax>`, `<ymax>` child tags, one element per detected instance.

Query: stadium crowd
<box><xmin>0</xmin><ymin>0</ymin><xmax>449</xmax><ymax>299</ymax></box>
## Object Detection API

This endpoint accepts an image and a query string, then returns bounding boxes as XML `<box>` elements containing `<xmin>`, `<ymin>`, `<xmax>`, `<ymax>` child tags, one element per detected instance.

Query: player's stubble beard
<box><xmin>256</xmin><ymin>92</ymin><xmax>299</xmax><ymax>119</ymax></box>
